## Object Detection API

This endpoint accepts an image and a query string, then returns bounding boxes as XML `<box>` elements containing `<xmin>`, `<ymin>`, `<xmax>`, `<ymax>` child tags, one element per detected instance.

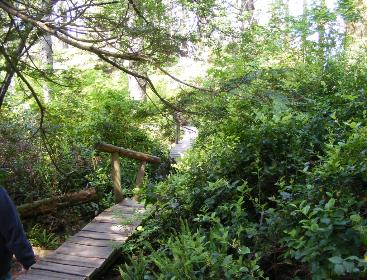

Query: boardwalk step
<box><xmin>43</xmin><ymin>253</ymin><xmax>105</xmax><ymax>267</ymax></box>
<box><xmin>18</xmin><ymin>268</ymin><xmax>85</xmax><ymax>280</ymax></box>
<box><xmin>75</xmin><ymin>230</ymin><xmax>128</xmax><ymax>242</ymax></box>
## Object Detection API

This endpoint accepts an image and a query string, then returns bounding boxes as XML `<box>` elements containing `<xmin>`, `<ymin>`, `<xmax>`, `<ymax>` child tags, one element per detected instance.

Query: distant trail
<box><xmin>170</xmin><ymin>126</ymin><xmax>198</xmax><ymax>161</ymax></box>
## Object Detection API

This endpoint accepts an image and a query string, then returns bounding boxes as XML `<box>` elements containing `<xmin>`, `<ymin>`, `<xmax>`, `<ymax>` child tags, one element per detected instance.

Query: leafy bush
<box><xmin>28</xmin><ymin>224</ymin><xmax>60</xmax><ymax>250</ymax></box>
<box><xmin>120</xmin><ymin>47</ymin><xmax>367</xmax><ymax>279</ymax></box>
<box><xmin>0</xmin><ymin>68</ymin><xmax>170</xmax><ymax>204</ymax></box>
<box><xmin>121</xmin><ymin>221</ymin><xmax>266</xmax><ymax>280</ymax></box>
<box><xmin>281</xmin><ymin>197</ymin><xmax>367</xmax><ymax>279</ymax></box>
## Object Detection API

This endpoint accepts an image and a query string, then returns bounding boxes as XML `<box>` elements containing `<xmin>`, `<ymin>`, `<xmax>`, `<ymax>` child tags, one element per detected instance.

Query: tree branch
<box><xmin>96</xmin><ymin>54</ymin><xmax>198</xmax><ymax>114</ymax></box>
<box><xmin>156</xmin><ymin>65</ymin><xmax>215</xmax><ymax>93</ymax></box>
<box><xmin>0</xmin><ymin>44</ymin><xmax>44</xmax><ymax>130</ymax></box>
<box><xmin>0</xmin><ymin>0</ymin><xmax>145</xmax><ymax>62</ymax></box>
<box><xmin>0</xmin><ymin>19</ymin><xmax>34</xmax><ymax>107</ymax></box>
<box><xmin>128</xmin><ymin>0</ymin><xmax>149</xmax><ymax>24</ymax></box>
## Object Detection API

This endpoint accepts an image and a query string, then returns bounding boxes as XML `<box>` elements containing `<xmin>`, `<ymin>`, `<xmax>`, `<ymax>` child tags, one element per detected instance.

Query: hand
<box><xmin>18</xmin><ymin>267</ymin><xmax>28</xmax><ymax>275</ymax></box>
<box><xmin>13</xmin><ymin>267</ymin><xmax>28</xmax><ymax>279</ymax></box>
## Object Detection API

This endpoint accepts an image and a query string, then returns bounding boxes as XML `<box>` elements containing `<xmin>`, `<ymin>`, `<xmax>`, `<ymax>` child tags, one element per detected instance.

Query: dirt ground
<box><xmin>11</xmin><ymin>247</ymin><xmax>53</xmax><ymax>279</ymax></box>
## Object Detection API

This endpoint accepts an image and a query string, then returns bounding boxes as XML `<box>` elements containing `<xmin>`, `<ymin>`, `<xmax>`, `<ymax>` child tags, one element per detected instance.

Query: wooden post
<box><xmin>95</xmin><ymin>143</ymin><xmax>161</xmax><ymax>204</ymax></box>
<box><xmin>111</xmin><ymin>152</ymin><xmax>123</xmax><ymax>203</ymax></box>
<box><xmin>134</xmin><ymin>161</ymin><xmax>146</xmax><ymax>200</ymax></box>
<box><xmin>175</xmin><ymin>124</ymin><xmax>180</xmax><ymax>144</ymax></box>
<box><xmin>135</xmin><ymin>161</ymin><xmax>146</xmax><ymax>188</ymax></box>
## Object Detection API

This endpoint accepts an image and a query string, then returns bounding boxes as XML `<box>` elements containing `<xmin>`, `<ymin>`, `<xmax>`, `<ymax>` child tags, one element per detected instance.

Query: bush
<box><xmin>121</xmin><ymin>221</ymin><xmax>266</xmax><ymax>280</ymax></box>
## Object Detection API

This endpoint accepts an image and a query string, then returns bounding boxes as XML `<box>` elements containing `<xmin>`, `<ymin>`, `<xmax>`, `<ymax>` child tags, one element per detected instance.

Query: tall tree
<box><xmin>0</xmin><ymin>16</ymin><xmax>35</xmax><ymax>107</ymax></box>
<box><xmin>238</xmin><ymin>0</ymin><xmax>255</xmax><ymax>31</ymax></box>
<box><xmin>342</xmin><ymin>0</ymin><xmax>367</xmax><ymax>47</ymax></box>
<box><xmin>317</xmin><ymin>0</ymin><xmax>327</xmax><ymax>64</ymax></box>
<box><xmin>40</xmin><ymin>0</ymin><xmax>56</xmax><ymax>103</ymax></box>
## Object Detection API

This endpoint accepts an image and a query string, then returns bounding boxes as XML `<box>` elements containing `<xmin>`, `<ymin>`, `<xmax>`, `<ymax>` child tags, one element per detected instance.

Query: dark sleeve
<box><xmin>0</xmin><ymin>188</ymin><xmax>36</xmax><ymax>269</ymax></box>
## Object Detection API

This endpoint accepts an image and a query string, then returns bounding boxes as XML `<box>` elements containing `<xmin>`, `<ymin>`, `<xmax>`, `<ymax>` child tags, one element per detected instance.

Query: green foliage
<box><xmin>1</xmin><ymin>68</ymin><xmax>169</xmax><ymax>204</ymax></box>
<box><xmin>315</xmin><ymin>125</ymin><xmax>367</xmax><ymax>191</ymax></box>
<box><xmin>28</xmin><ymin>224</ymin><xmax>60</xmax><ymax>250</ymax></box>
<box><xmin>282</xmin><ymin>197</ymin><xmax>367</xmax><ymax>279</ymax></box>
<box><xmin>3</xmin><ymin>1</ymin><xmax>367</xmax><ymax>279</ymax></box>
<box><xmin>120</xmin><ymin>9</ymin><xmax>367</xmax><ymax>278</ymax></box>
<box><xmin>121</xmin><ymin>221</ymin><xmax>266</xmax><ymax>280</ymax></box>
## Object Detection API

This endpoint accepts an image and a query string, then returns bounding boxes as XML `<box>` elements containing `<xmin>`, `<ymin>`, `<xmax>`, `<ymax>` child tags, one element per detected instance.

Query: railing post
<box><xmin>95</xmin><ymin>143</ymin><xmax>161</xmax><ymax>203</ymax></box>
<box><xmin>111</xmin><ymin>152</ymin><xmax>123</xmax><ymax>203</ymax></box>
<box><xmin>175</xmin><ymin>124</ymin><xmax>180</xmax><ymax>144</ymax></box>
<box><xmin>135</xmin><ymin>161</ymin><xmax>146</xmax><ymax>188</ymax></box>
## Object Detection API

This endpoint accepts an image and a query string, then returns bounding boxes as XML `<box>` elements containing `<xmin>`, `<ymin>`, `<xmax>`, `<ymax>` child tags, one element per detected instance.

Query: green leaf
<box><xmin>239</xmin><ymin>266</ymin><xmax>249</xmax><ymax>272</ymax></box>
<box><xmin>222</xmin><ymin>255</ymin><xmax>233</xmax><ymax>266</ymax></box>
<box><xmin>350</xmin><ymin>214</ymin><xmax>362</xmax><ymax>223</ymax></box>
<box><xmin>334</xmin><ymin>264</ymin><xmax>346</xmax><ymax>275</ymax></box>
<box><xmin>329</xmin><ymin>256</ymin><xmax>343</xmax><ymax>264</ymax></box>
<box><xmin>310</xmin><ymin>223</ymin><xmax>319</xmax><ymax>232</ymax></box>
<box><xmin>238</xmin><ymin>246</ymin><xmax>251</xmax><ymax>255</ymax></box>
<box><xmin>325</xmin><ymin>198</ymin><xmax>336</xmax><ymax>210</ymax></box>
<box><xmin>301</xmin><ymin>205</ymin><xmax>311</xmax><ymax>215</ymax></box>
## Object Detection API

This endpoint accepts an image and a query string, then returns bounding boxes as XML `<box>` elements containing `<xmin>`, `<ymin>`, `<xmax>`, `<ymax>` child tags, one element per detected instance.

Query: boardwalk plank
<box><xmin>32</xmin><ymin>261</ymin><xmax>95</xmax><ymax>277</ymax></box>
<box><xmin>45</xmin><ymin>253</ymin><xmax>104</xmax><ymax>267</ymax></box>
<box><xmin>92</xmin><ymin>212</ymin><xmax>133</xmax><ymax>223</ymax></box>
<box><xmin>67</xmin><ymin>236</ymin><xmax>116</xmax><ymax>247</ymax></box>
<box><xmin>119</xmin><ymin>198</ymin><xmax>145</xmax><ymax>208</ymax></box>
<box><xmin>55</xmin><ymin>242</ymin><xmax>113</xmax><ymax>259</ymax></box>
<box><xmin>20</xmin><ymin>269</ymin><xmax>85</xmax><ymax>280</ymax></box>
<box><xmin>75</xmin><ymin>230</ymin><xmax>128</xmax><ymax>242</ymax></box>
<box><xmin>82</xmin><ymin>222</ymin><xmax>137</xmax><ymax>235</ymax></box>
<box><xmin>103</xmin><ymin>204</ymin><xmax>142</xmax><ymax>213</ymax></box>
<box><xmin>170</xmin><ymin>126</ymin><xmax>198</xmax><ymax>160</ymax></box>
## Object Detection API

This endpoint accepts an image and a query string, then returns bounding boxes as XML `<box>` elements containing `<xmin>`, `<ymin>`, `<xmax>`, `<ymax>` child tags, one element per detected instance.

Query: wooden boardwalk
<box><xmin>170</xmin><ymin>126</ymin><xmax>198</xmax><ymax>161</ymax></box>
<box><xmin>18</xmin><ymin>198</ymin><xmax>145</xmax><ymax>280</ymax></box>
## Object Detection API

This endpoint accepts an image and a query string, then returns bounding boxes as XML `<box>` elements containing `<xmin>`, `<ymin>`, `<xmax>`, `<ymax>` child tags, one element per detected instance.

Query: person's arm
<box><xmin>0</xmin><ymin>188</ymin><xmax>36</xmax><ymax>270</ymax></box>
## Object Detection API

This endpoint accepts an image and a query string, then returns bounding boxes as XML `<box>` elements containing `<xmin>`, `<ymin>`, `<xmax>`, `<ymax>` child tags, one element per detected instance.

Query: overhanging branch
<box><xmin>0</xmin><ymin>44</ymin><xmax>44</xmax><ymax>129</ymax></box>
<box><xmin>0</xmin><ymin>0</ymin><xmax>145</xmax><ymax>62</ymax></box>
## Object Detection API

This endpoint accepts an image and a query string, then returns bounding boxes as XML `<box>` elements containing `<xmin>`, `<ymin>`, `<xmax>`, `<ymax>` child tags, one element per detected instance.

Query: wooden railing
<box><xmin>95</xmin><ymin>142</ymin><xmax>161</xmax><ymax>203</ymax></box>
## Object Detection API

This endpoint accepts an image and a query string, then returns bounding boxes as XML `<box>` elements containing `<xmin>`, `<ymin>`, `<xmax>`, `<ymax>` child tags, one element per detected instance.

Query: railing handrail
<box><xmin>95</xmin><ymin>142</ymin><xmax>161</xmax><ymax>164</ymax></box>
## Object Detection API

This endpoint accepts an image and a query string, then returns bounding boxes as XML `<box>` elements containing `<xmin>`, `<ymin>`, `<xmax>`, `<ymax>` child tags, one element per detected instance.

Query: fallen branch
<box><xmin>17</xmin><ymin>188</ymin><xmax>98</xmax><ymax>218</ymax></box>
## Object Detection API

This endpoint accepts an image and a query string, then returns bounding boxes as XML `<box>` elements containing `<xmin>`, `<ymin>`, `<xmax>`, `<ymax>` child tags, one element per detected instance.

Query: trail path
<box><xmin>170</xmin><ymin>126</ymin><xmax>198</xmax><ymax>161</ymax></box>
<box><xmin>17</xmin><ymin>126</ymin><xmax>197</xmax><ymax>279</ymax></box>
<box><xmin>18</xmin><ymin>199</ymin><xmax>145</xmax><ymax>280</ymax></box>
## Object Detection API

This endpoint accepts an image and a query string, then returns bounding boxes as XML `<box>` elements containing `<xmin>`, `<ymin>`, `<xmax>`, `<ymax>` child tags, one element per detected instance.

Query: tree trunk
<box><xmin>301</xmin><ymin>0</ymin><xmax>308</xmax><ymax>62</ymax></box>
<box><xmin>344</xmin><ymin>0</ymin><xmax>367</xmax><ymax>47</ymax></box>
<box><xmin>128</xmin><ymin>61</ymin><xmax>147</xmax><ymax>101</ymax></box>
<box><xmin>0</xmin><ymin>27</ymin><xmax>33</xmax><ymax>108</ymax></box>
<box><xmin>238</xmin><ymin>0</ymin><xmax>255</xmax><ymax>31</ymax></box>
<box><xmin>40</xmin><ymin>1</ymin><xmax>54</xmax><ymax>103</ymax></box>
<box><xmin>317</xmin><ymin>0</ymin><xmax>327</xmax><ymax>65</ymax></box>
